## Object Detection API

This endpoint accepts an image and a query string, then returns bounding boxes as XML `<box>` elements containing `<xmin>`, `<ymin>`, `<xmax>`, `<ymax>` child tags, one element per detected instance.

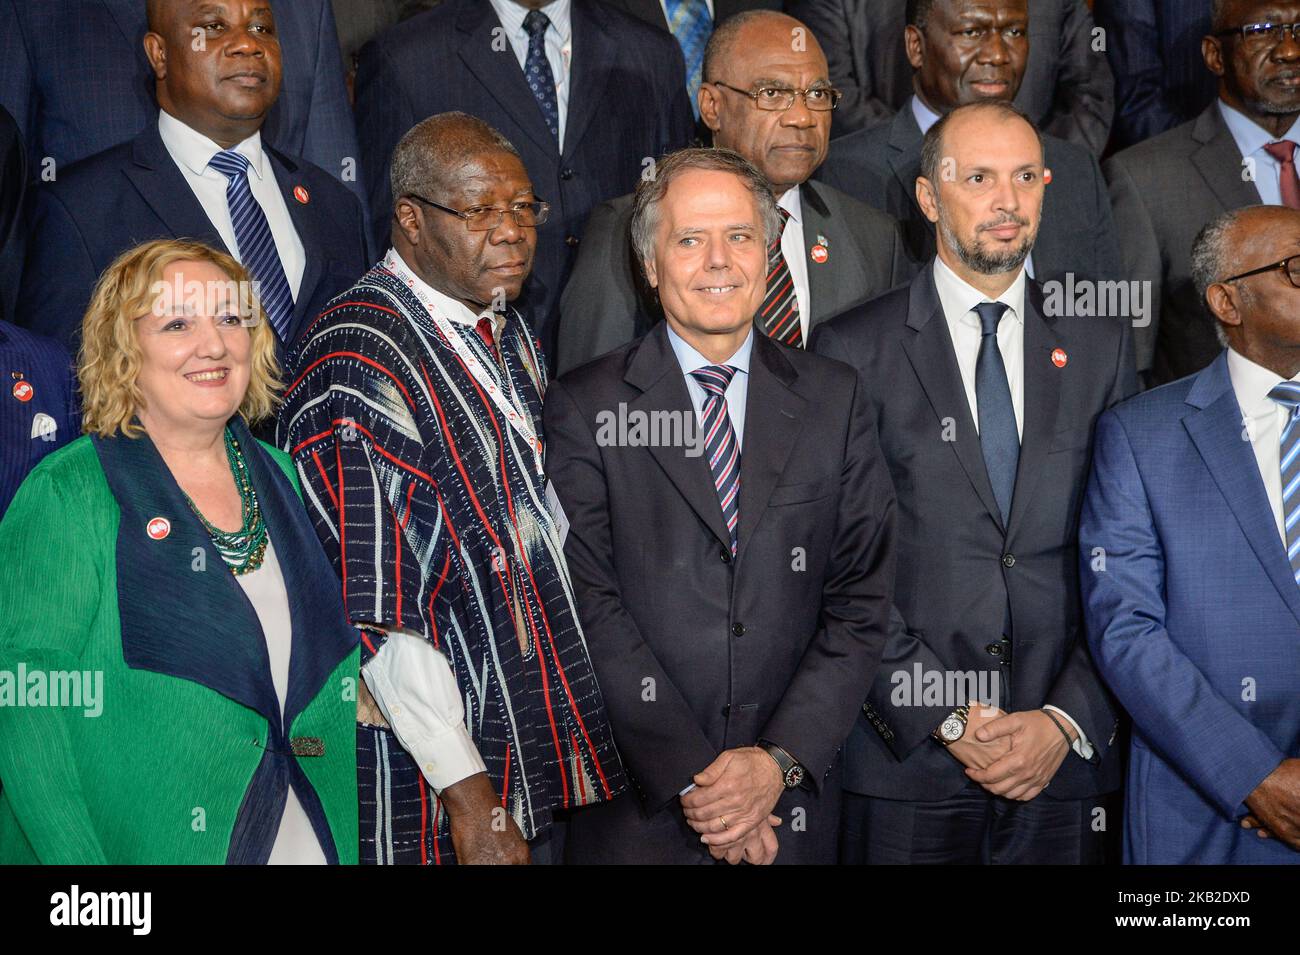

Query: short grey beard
<box><xmin>937</xmin><ymin>206</ymin><xmax>1032</xmax><ymax>275</ymax></box>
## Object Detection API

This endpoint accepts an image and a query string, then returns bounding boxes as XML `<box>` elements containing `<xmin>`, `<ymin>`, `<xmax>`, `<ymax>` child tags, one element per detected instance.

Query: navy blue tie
<box><xmin>690</xmin><ymin>364</ymin><xmax>741</xmax><ymax>556</ymax></box>
<box><xmin>523</xmin><ymin>10</ymin><xmax>560</xmax><ymax>145</ymax></box>
<box><xmin>207</xmin><ymin>149</ymin><xmax>295</xmax><ymax>343</ymax></box>
<box><xmin>974</xmin><ymin>302</ymin><xmax>1019</xmax><ymax>524</ymax></box>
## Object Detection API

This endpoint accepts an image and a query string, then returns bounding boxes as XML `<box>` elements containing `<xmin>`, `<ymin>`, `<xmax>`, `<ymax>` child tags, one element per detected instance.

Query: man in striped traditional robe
<box><xmin>278</xmin><ymin>112</ymin><xmax>624</xmax><ymax>864</ymax></box>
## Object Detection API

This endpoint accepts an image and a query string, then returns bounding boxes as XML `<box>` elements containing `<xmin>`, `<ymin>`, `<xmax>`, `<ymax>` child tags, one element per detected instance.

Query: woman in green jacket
<box><xmin>0</xmin><ymin>240</ymin><xmax>359</xmax><ymax>864</ymax></box>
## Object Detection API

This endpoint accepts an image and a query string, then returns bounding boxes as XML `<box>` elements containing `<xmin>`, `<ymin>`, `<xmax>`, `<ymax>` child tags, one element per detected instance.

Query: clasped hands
<box><xmin>944</xmin><ymin>701</ymin><xmax>1076</xmax><ymax>802</ymax></box>
<box><xmin>680</xmin><ymin>747</ymin><xmax>786</xmax><ymax>865</ymax></box>
<box><xmin>1242</xmin><ymin>758</ymin><xmax>1300</xmax><ymax>851</ymax></box>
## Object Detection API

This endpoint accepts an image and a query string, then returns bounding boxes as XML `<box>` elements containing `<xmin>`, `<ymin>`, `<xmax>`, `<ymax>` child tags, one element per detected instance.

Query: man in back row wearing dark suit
<box><xmin>15</xmin><ymin>0</ymin><xmax>368</xmax><ymax>364</ymax></box>
<box><xmin>354</xmin><ymin>0</ymin><xmax>695</xmax><ymax>365</ymax></box>
<box><xmin>814</xmin><ymin>101</ymin><xmax>1136</xmax><ymax>864</ymax></box>
<box><xmin>556</xmin><ymin>10</ymin><xmax>909</xmax><ymax>374</ymax></box>
<box><xmin>546</xmin><ymin>148</ymin><xmax>897</xmax><ymax>863</ymax></box>
<box><xmin>1106</xmin><ymin>0</ymin><xmax>1300</xmax><ymax>387</ymax></box>
<box><xmin>817</xmin><ymin>0</ymin><xmax>1120</xmax><ymax>290</ymax></box>
<box><xmin>787</xmin><ymin>0</ymin><xmax>1114</xmax><ymax>154</ymax></box>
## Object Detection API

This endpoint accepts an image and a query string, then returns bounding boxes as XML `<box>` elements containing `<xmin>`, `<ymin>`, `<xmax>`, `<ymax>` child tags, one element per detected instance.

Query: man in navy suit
<box><xmin>0</xmin><ymin>0</ymin><xmax>362</xmax><ymax>207</ymax></box>
<box><xmin>1081</xmin><ymin>204</ymin><xmax>1300</xmax><ymax>864</ymax></box>
<box><xmin>15</xmin><ymin>0</ymin><xmax>369</xmax><ymax>361</ymax></box>
<box><xmin>354</xmin><ymin>0</ymin><xmax>695</xmax><ymax>363</ymax></box>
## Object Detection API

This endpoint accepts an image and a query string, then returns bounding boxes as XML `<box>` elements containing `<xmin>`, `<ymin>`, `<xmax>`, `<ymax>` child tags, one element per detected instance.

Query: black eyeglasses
<box><xmin>1220</xmin><ymin>253</ymin><xmax>1300</xmax><ymax>288</ymax></box>
<box><xmin>1213</xmin><ymin>21</ymin><xmax>1300</xmax><ymax>49</ymax></box>
<box><xmin>709</xmin><ymin>81</ymin><xmax>842</xmax><ymax>112</ymax></box>
<box><xmin>404</xmin><ymin>194</ymin><xmax>550</xmax><ymax>231</ymax></box>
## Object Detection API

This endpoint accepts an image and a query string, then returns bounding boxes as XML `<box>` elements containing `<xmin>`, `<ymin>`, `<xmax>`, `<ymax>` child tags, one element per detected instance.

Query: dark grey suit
<box><xmin>817</xmin><ymin>107</ymin><xmax>1121</xmax><ymax>289</ymax></box>
<box><xmin>1105</xmin><ymin>102</ymin><xmax>1258</xmax><ymax>386</ymax></box>
<box><xmin>786</xmin><ymin>0</ymin><xmax>1114</xmax><ymax>154</ymax></box>
<box><xmin>545</xmin><ymin>323</ymin><xmax>897</xmax><ymax>863</ymax></box>
<box><xmin>811</xmin><ymin>264</ymin><xmax>1134</xmax><ymax>862</ymax></box>
<box><xmin>555</xmin><ymin>179</ymin><xmax>911</xmax><ymax>374</ymax></box>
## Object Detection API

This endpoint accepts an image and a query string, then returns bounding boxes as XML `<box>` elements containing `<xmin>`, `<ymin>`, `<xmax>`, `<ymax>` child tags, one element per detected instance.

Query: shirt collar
<box><xmin>489</xmin><ymin>0</ymin><xmax>572</xmax><ymax>40</ymax></box>
<box><xmin>911</xmin><ymin>94</ymin><xmax>943</xmax><ymax>135</ymax></box>
<box><xmin>778</xmin><ymin>185</ymin><xmax>802</xmax><ymax>225</ymax></box>
<box><xmin>158</xmin><ymin>109</ymin><xmax>267</xmax><ymax>181</ymax></box>
<box><xmin>665</xmin><ymin>322</ymin><xmax>754</xmax><ymax>378</ymax></box>
<box><xmin>387</xmin><ymin>248</ymin><xmax>504</xmax><ymax>334</ymax></box>
<box><xmin>932</xmin><ymin>255</ymin><xmax>1027</xmax><ymax>328</ymax></box>
<box><xmin>1227</xmin><ymin>346</ymin><xmax>1300</xmax><ymax>417</ymax></box>
<box><xmin>1218</xmin><ymin>99</ymin><xmax>1300</xmax><ymax>162</ymax></box>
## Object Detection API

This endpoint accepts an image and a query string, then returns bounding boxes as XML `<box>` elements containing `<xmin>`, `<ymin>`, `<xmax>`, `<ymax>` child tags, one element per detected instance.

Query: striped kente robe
<box><xmin>278</xmin><ymin>260</ymin><xmax>624</xmax><ymax>863</ymax></box>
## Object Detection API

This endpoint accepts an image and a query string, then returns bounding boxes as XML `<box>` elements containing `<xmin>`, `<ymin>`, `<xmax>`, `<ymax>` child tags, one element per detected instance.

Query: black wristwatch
<box><xmin>759</xmin><ymin>741</ymin><xmax>805</xmax><ymax>789</ymax></box>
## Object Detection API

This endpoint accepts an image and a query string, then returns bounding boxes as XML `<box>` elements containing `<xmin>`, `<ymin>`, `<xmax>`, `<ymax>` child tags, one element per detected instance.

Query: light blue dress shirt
<box><xmin>1218</xmin><ymin>100</ymin><xmax>1300</xmax><ymax>207</ymax></box>
<box><xmin>666</xmin><ymin>323</ymin><xmax>753</xmax><ymax>451</ymax></box>
<box><xmin>488</xmin><ymin>0</ymin><xmax>572</xmax><ymax>149</ymax></box>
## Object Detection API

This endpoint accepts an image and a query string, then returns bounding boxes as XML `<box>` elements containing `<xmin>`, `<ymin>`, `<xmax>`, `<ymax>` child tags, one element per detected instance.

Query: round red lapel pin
<box><xmin>11</xmin><ymin>380</ymin><xmax>33</xmax><ymax>402</ymax></box>
<box><xmin>293</xmin><ymin>185</ymin><xmax>310</xmax><ymax>204</ymax></box>
<box><xmin>1051</xmin><ymin>348</ymin><xmax>1068</xmax><ymax>368</ymax></box>
<box><xmin>810</xmin><ymin>244</ymin><xmax>829</xmax><ymax>264</ymax></box>
<box><xmin>146</xmin><ymin>517</ymin><xmax>171</xmax><ymax>540</ymax></box>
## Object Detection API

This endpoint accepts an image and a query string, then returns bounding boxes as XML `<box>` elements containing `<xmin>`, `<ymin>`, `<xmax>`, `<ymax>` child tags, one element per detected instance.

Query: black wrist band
<box><xmin>1042</xmin><ymin>708</ymin><xmax>1074</xmax><ymax>750</ymax></box>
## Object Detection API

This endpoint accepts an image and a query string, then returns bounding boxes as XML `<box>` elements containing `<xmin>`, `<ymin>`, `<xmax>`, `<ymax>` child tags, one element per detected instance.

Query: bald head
<box><xmin>702</xmin><ymin>10</ymin><xmax>826</xmax><ymax>84</ymax></box>
<box><xmin>390</xmin><ymin>112</ymin><xmax>521</xmax><ymax>215</ymax></box>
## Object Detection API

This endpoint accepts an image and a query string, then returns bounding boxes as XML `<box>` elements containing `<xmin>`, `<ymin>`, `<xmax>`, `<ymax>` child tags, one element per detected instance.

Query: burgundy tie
<box><xmin>475</xmin><ymin>316</ymin><xmax>501</xmax><ymax>365</ymax></box>
<box><xmin>1265</xmin><ymin>141</ymin><xmax>1300</xmax><ymax>209</ymax></box>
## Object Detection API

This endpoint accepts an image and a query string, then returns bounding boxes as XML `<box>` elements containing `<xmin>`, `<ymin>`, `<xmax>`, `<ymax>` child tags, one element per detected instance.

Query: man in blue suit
<box><xmin>0</xmin><ymin>0</ymin><xmax>362</xmax><ymax>207</ymax></box>
<box><xmin>14</xmin><ymin>0</ymin><xmax>369</xmax><ymax>360</ymax></box>
<box><xmin>354</xmin><ymin>0</ymin><xmax>695</xmax><ymax>364</ymax></box>
<box><xmin>1081</xmin><ymin>204</ymin><xmax>1300</xmax><ymax>864</ymax></box>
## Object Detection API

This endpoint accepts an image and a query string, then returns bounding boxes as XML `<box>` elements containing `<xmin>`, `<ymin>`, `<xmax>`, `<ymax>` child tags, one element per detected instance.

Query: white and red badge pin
<box><xmin>810</xmin><ymin>232</ymin><xmax>830</xmax><ymax>264</ymax></box>
<box><xmin>293</xmin><ymin>185</ymin><xmax>310</xmax><ymax>205</ymax></box>
<box><xmin>146</xmin><ymin>517</ymin><xmax>171</xmax><ymax>540</ymax></box>
<box><xmin>11</xmin><ymin>379</ymin><xmax>33</xmax><ymax>402</ymax></box>
<box><xmin>1051</xmin><ymin>348</ymin><xmax>1068</xmax><ymax>368</ymax></box>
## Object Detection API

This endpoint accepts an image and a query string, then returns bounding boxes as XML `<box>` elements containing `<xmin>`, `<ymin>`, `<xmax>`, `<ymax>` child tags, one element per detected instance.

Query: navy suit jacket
<box><xmin>812</xmin><ymin>264</ymin><xmax>1135</xmax><ymax>802</ymax></box>
<box><xmin>353</xmin><ymin>0</ymin><xmax>695</xmax><ymax>363</ymax></box>
<box><xmin>0</xmin><ymin>322</ymin><xmax>77</xmax><ymax>520</ymax></box>
<box><xmin>0</xmin><ymin>104</ymin><xmax>24</xmax><ymax>326</ymax></box>
<box><xmin>0</xmin><ymin>0</ymin><xmax>364</xmax><ymax>207</ymax></box>
<box><xmin>1081</xmin><ymin>353</ymin><xmax>1300</xmax><ymax>864</ymax></box>
<box><xmin>15</xmin><ymin>123</ymin><xmax>369</xmax><ymax>359</ymax></box>
<box><xmin>817</xmin><ymin>107</ymin><xmax>1122</xmax><ymax>288</ymax></box>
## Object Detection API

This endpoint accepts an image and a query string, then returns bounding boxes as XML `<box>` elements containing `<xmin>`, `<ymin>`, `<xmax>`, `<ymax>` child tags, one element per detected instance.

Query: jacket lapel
<box><xmin>899</xmin><ymin>265</ymin><xmax>1005</xmax><ymax>530</ymax></box>
<box><xmin>101</xmin><ymin>0</ymin><xmax>147</xmax><ymax>60</ymax></box>
<box><xmin>801</xmin><ymin>181</ymin><xmax>853</xmax><ymax>330</ymax></box>
<box><xmin>625</xmin><ymin>323</ymin><xmax>733</xmax><ymax>551</ymax></box>
<box><xmin>122</xmin><ymin>126</ymin><xmax>229</xmax><ymax>253</ymax></box>
<box><xmin>1191</xmin><ymin>104</ymin><xmax>1262</xmax><ymax>212</ymax></box>
<box><xmin>562</xmin><ymin>0</ymin><xmax>610</xmax><ymax>162</ymax></box>
<box><xmin>1183</xmin><ymin>354</ymin><xmax>1300</xmax><ymax>627</ymax></box>
<box><xmin>1005</xmin><ymin>282</ymin><xmax>1063</xmax><ymax>539</ymax></box>
<box><xmin>736</xmin><ymin>334</ymin><xmax>806</xmax><ymax>561</ymax></box>
<box><xmin>266</xmin><ymin>147</ymin><xmax>324</xmax><ymax>343</ymax></box>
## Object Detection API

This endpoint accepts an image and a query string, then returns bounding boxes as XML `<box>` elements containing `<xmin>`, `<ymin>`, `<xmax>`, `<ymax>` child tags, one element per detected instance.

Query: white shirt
<box><xmin>1228</xmin><ymin>347</ymin><xmax>1300</xmax><ymax>545</ymax></box>
<box><xmin>932</xmin><ymin>257</ymin><xmax>1093</xmax><ymax>760</ymax></box>
<box><xmin>1218</xmin><ymin>100</ymin><xmax>1300</xmax><ymax>207</ymax></box>
<box><xmin>489</xmin><ymin>0</ymin><xmax>572</xmax><ymax>149</ymax></box>
<box><xmin>157</xmin><ymin>110</ymin><xmax>305</xmax><ymax>301</ymax></box>
<box><xmin>667</xmin><ymin>322</ymin><xmax>753</xmax><ymax>450</ymax></box>
<box><xmin>911</xmin><ymin>95</ymin><xmax>1037</xmax><ymax>280</ymax></box>
<box><xmin>778</xmin><ymin>187</ymin><xmax>812</xmax><ymax>345</ymax></box>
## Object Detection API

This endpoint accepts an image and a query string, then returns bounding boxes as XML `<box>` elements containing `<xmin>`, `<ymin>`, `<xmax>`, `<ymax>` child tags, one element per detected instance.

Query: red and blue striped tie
<box><xmin>759</xmin><ymin>209</ymin><xmax>801</xmax><ymax>347</ymax></box>
<box><xmin>1269</xmin><ymin>380</ymin><xmax>1300</xmax><ymax>585</ymax></box>
<box><xmin>690</xmin><ymin>364</ymin><xmax>741</xmax><ymax>556</ymax></box>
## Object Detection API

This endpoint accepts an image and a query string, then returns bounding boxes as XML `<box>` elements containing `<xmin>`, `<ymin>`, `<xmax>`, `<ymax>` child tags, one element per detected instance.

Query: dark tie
<box><xmin>759</xmin><ymin>209</ymin><xmax>801</xmax><ymax>348</ymax></box>
<box><xmin>974</xmin><ymin>301</ymin><xmax>1019</xmax><ymax>524</ymax></box>
<box><xmin>690</xmin><ymin>364</ymin><xmax>741</xmax><ymax>556</ymax></box>
<box><xmin>207</xmin><ymin>149</ymin><xmax>295</xmax><ymax>343</ymax></box>
<box><xmin>1268</xmin><ymin>380</ymin><xmax>1300</xmax><ymax>585</ymax></box>
<box><xmin>475</xmin><ymin>315</ymin><xmax>502</xmax><ymax>366</ymax></box>
<box><xmin>523</xmin><ymin>10</ymin><xmax>560</xmax><ymax>145</ymax></box>
<box><xmin>1264</xmin><ymin>141</ymin><xmax>1300</xmax><ymax>209</ymax></box>
<box><xmin>665</xmin><ymin>0</ymin><xmax>712</xmax><ymax>118</ymax></box>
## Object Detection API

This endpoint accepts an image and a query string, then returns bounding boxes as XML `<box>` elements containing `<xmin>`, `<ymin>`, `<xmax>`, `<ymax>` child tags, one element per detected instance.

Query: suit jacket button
<box><xmin>565</xmin><ymin>235</ymin><xmax>580</xmax><ymax>247</ymax></box>
<box><xmin>560</xmin><ymin>167</ymin><xmax>574</xmax><ymax>180</ymax></box>
<box><xmin>721</xmin><ymin>704</ymin><xmax>731</xmax><ymax>717</ymax></box>
<box><xmin>719</xmin><ymin>549</ymin><xmax>731</xmax><ymax>563</ymax></box>
<box><xmin>731</xmin><ymin>622</ymin><xmax>745</xmax><ymax>637</ymax></box>
<box><xmin>1002</xmin><ymin>553</ymin><xmax>1016</xmax><ymax>568</ymax></box>
<box><xmin>986</xmin><ymin>643</ymin><xmax>1002</xmax><ymax>656</ymax></box>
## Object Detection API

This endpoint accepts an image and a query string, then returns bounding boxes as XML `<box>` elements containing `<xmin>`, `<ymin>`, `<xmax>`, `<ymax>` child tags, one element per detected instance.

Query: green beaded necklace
<box><xmin>183</xmin><ymin>428</ymin><xmax>269</xmax><ymax>576</ymax></box>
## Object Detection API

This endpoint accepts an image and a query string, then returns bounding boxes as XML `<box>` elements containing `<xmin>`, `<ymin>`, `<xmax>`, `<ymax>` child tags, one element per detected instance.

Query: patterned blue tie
<box><xmin>665</xmin><ymin>0</ymin><xmax>713</xmax><ymax>119</ymax></box>
<box><xmin>1268</xmin><ymin>380</ymin><xmax>1300</xmax><ymax>585</ymax></box>
<box><xmin>690</xmin><ymin>364</ymin><xmax>741</xmax><ymax>556</ymax></box>
<box><xmin>974</xmin><ymin>302</ymin><xmax>1019</xmax><ymax>525</ymax></box>
<box><xmin>523</xmin><ymin>10</ymin><xmax>560</xmax><ymax>145</ymax></box>
<box><xmin>207</xmin><ymin>149</ymin><xmax>295</xmax><ymax>343</ymax></box>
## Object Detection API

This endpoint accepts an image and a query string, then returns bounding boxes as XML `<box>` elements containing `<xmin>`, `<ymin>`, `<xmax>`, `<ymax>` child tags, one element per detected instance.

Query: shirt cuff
<box><xmin>1043</xmin><ymin>705</ymin><xmax>1095</xmax><ymax>761</ymax></box>
<box><xmin>361</xmin><ymin>628</ymin><xmax>487</xmax><ymax>792</ymax></box>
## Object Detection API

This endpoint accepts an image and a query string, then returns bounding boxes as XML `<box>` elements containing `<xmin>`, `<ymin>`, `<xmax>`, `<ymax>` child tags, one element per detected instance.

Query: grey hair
<box><xmin>919</xmin><ymin>100</ymin><xmax>1043</xmax><ymax>186</ymax></box>
<box><xmin>1191</xmin><ymin>208</ymin><xmax>1250</xmax><ymax>348</ymax></box>
<box><xmin>630</xmin><ymin>147</ymin><xmax>783</xmax><ymax>278</ymax></box>
<box><xmin>389</xmin><ymin>112</ymin><xmax>520</xmax><ymax>212</ymax></box>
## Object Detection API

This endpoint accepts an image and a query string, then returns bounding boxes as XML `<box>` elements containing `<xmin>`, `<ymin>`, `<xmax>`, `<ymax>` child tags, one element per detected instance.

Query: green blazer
<box><xmin>0</xmin><ymin>421</ymin><xmax>359</xmax><ymax>864</ymax></box>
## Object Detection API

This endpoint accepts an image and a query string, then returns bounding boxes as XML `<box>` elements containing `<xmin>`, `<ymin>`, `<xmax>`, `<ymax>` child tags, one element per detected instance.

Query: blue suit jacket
<box><xmin>0</xmin><ymin>0</ymin><xmax>364</xmax><ymax>208</ymax></box>
<box><xmin>1080</xmin><ymin>352</ymin><xmax>1300</xmax><ymax>864</ymax></box>
<box><xmin>0</xmin><ymin>322</ymin><xmax>76</xmax><ymax>520</ymax></box>
<box><xmin>354</xmin><ymin>0</ymin><xmax>695</xmax><ymax>363</ymax></box>
<box><xmin>15</xmin><ymin>122</ymin><xmax>369</xmax><ymax>359</ymax></box>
